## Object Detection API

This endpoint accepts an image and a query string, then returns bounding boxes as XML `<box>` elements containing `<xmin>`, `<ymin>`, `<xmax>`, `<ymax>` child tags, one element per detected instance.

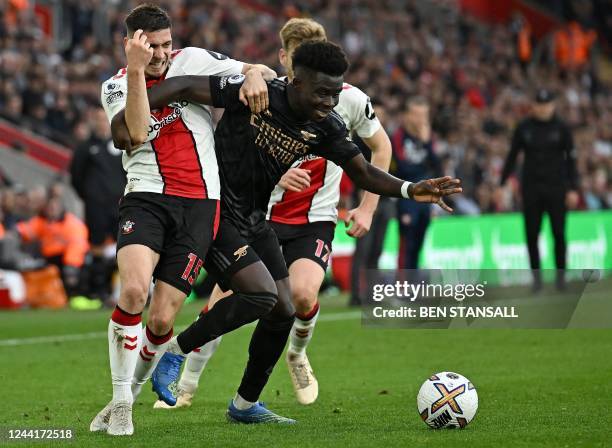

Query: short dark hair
<box><xmin>292</xmin><ymin>41</ymin><xmax>349</xmax><ymax>77</ymax></box>
<box><xmin>125</xmin><ymin>4</ymin><xmax>171</xmax><ymax>35</ymax></box>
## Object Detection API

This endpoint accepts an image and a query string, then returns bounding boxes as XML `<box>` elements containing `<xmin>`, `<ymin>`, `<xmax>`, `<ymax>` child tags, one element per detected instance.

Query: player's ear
<box><xmin>279</xmin><ymin>48</ymin><xmax>287</xmax><ymax>67</ymax></box>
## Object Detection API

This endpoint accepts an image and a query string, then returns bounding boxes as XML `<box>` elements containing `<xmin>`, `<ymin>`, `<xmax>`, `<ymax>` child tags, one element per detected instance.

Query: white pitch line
<box><xmin>0</xmin><ymin>310</ymin><xmax>362</xmax><ymax>347</ymax></box>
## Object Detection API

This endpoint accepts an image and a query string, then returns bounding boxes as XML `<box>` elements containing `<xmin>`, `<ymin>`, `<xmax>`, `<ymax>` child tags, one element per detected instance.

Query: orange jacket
<box><xmin>0</xmin><ymin>222</ymin><xmax>5</xmax><ymax>239</ymax></box>
<box><xmin>17</xmin><ymin>213</ymin><xmax>89</xmax><ymax>267</ymax></box>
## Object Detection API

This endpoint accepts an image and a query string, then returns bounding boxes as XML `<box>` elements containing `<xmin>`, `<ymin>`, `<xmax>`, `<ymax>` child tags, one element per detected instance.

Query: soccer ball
<box><xmin>417</xmin><ymin>371</ymin><xmax>478</xmax><ymax>429</ymax></box>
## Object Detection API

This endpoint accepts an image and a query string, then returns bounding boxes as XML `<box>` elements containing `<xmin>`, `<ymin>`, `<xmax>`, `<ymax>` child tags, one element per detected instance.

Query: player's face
<box><xmin>142</xmin><ymin>28</ymin><xmax>172</xmax><ymax>78</ymax></box>
<box><xmin>294</xmin><ymin>69</ymin><xmax>343</xmax><ymax>122</ymax></box>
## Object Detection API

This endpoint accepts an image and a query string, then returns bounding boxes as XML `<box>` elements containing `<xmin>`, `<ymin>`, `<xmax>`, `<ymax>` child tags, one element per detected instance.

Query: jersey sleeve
<box><xmin>209</xmin><ymin>74</ymin><xmax>249</xmax><ymax>112</ymax></box>
<box><xmin>101</xmin><ymin>78</ymin><xmax>128</xmax><ymax>122</ymax></box>
<box><xmin>342</xmin><ymin>86</ymin><xmax>381</xmax><ymax>139</ymax></box>
<box><xmin>312</xmin><ymin>115</ymin><xmax>361</xmax><ymax>166</ymax></box>
<box><xmin>169</xmin><ymin>47</ymin><xmax>244</xmax><ymax>77</ymax></box>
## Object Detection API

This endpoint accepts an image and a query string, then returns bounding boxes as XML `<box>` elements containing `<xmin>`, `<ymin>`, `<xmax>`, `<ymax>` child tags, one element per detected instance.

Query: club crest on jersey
<box><xmin>300</xmin><ymin>130</ymin><xmax>318</xmax><ymax>141</ymax></box>
<box><xmin>233</xmin><ymin>245</ymin><xmax>249</xmax><ymax>261</ymax></box>
<box><xmin>121</xmin><ymin>220</ymin><xmax>135</xmax><ymax>235</ymax></box>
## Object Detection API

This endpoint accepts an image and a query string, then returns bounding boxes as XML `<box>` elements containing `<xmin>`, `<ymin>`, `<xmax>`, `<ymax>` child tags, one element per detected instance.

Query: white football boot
<box><xmin>153</xmin><ymin>389</ymin><xmax>194</xmax><ymax>409</ymax></box>
<box><xmin>106</xmin><ymin>401</ymin><xmax>133</xmax><ymax>436</ymax></box>
<box><xmin>286</xmin><ymin>352</ymin><xmax>318</xmax><ymax>405</ymax></box>
<box><xmin>90</xmin><ymin>401</ymin><xmax>112</xmax><ymax>432</ymax></box>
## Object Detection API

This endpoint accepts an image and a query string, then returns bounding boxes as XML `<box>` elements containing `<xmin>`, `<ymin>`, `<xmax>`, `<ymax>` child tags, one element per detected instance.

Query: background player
<box><xmin>153</xmin><ymin>17</ymin><xmax>392</xmax><ymax>408</ymax></box>
<box><xmin>90</xmin><ymin>4</ymin><xmax>275</xmax><ymax>436</ymax></box>
<box><xmin>138</xmin><ymin>41</ymin><xmax>461</xmax><ymax>423</ymax></box>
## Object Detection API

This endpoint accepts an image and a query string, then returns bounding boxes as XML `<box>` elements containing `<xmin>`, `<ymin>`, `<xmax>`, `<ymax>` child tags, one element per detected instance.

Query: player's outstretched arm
<box><xmin>342</xmin><ymin>154</ymin><xmax>462</xmax><ymax>212</ymax></box>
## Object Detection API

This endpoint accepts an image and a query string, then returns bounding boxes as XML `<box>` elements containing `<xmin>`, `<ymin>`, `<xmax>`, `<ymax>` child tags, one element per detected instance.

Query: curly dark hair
<box><xmin>292</xmin><ymin>41</ymin><xmax>349</xmax><ymax>77</ymax></box>
<box><xmin>125</xmin><ymin>4</ymin><xmax>171</xmax><ymax>35</ymax></box>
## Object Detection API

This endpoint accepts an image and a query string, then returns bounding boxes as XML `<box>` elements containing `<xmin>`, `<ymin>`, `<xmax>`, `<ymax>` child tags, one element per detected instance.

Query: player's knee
<box><xmin>243</xmin><ymin>291</ymin><xmax>279</xmax><ymax>316</ymax></box>
<box><xmin>146</xmin><ymin>312</ymin><xmax>174</xmax><ymax>336</ymax></box>
<box><xmin>120</xmin><ymin>281</ymin><xmax>149</xmax><ymax>309</ymax></box>
<box><xmin>292</xmin><ymin>284</ymin><xmax>317</xmax><ymax>315</ymax></box>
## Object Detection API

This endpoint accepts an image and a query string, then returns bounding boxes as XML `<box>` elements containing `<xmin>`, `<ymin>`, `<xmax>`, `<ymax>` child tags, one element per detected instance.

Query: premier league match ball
<box><xmin>417</xmin><ymin>371</ymin><xmax>478</xmax><ymax>429</ymax></box>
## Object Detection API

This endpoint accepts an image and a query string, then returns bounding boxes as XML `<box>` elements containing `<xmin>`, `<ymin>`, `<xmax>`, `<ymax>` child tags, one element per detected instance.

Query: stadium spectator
<box><xmin>70</xmin><ymin>106</ymin><xmax>125</xmax><ymax>309</ymax></box>
<box><xmin>16</xmin><ymin>192</ymin><xmax>89</xmax><ymax>296</ymax></box>
<box><xmin>501</xmin><ymin>89</ymin><xmax>579</xmax><ymax>291</ymax></box>
<box><xmin>392</xmin><ymin>96</ymin><xmax>440</xmax><ymax>269</ymax></box>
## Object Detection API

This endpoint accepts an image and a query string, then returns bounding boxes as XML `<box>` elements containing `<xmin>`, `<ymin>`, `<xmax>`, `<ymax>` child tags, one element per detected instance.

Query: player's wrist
<box><xmin>401</xmin><ymin>181</ymin><xmax>413</xmax><ymax>199</ymax></box>
<box><xmin>127</xmin><ymin>65</ymin><xmax>146</xmax><ymax>75</ymax></box>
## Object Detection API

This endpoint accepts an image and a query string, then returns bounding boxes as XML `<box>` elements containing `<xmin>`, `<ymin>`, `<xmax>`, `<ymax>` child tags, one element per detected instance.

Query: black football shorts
<box><xmin>269</xmin><ymin>221</ymin><xmax>335</xmax><ymax>271</ymax></box>
<box><xmin>117</xmin><ymin>192</ymin><xmax>219</xmax><ymax>295</ymax></box>
<box><xmin>204</xmin><ymin>219</ymin><xmax>289</xmax><ymax>292</ymax></box>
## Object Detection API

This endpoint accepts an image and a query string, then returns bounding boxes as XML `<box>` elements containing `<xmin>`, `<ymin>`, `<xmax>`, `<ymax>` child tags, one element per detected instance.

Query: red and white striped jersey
<box><xmin>267</xmin><ymin>83</ymin><xmax>381</xmax><ymax>224</ymax></box>
<box><xmin>101</xmin><ymin>47</ymin><xmax>243</xmax><ymax>199</ymax></box>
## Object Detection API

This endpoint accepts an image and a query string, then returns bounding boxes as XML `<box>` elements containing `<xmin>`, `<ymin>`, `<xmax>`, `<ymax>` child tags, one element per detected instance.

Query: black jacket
<box><xmin>501</xmin><ymin>116</ymin><xmax>578</xmax><ymax>192</ymax></box>
<box><xmin>70</xmin><ymin>136</ymin><xmax>126</xmax><ymax>203</ymax></box>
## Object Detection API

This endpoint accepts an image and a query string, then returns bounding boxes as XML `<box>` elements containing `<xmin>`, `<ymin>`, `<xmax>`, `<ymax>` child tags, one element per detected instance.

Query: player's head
<box><xmin>289</xmin><ymin>41</ymin><xmax>348</xmax><ymax>122</ymax></box>
<box><xmin>403</xmin><ymin>96</ymin><xmax>429</xmax><ymax>130</ymax></box>
<box><xmin>279</xmin><ymin>18</ymin><xmax>327</xmax><ymax>79</ymax></box>
<box><xmin>124</xmin><ymin>4</ymin><xmax>172</xmax><ymax>78</ymax></box>
<box><xmin>532</xmin><ymin>88</ymin><xmax>556</xmax><ymax>121</ymax></box>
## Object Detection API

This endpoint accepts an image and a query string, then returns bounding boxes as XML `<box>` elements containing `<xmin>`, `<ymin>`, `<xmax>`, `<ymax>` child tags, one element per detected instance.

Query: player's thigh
<box><xmin>154</xmin><ymin>198</ymin><xmax>218</xmax><ymax>297</ymax></box>
<box><xmin>117</xmin><ymin>244</ymin><xmax>159</xmax><ymax>312</ymax></box>
<box><xmin>288</xmin><ymin>258</ymin><xmax>325</xmax><ymax>312</ymax></box>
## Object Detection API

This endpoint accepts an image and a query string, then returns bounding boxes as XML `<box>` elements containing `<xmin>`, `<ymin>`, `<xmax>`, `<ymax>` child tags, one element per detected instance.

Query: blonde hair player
<box><xmin>154</xmin><ymin>17</ymin><xmax>392</xmax><ymax>408</ymax></box>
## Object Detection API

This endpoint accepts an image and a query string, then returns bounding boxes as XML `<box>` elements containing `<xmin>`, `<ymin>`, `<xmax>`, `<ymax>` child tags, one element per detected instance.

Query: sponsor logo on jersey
<box><xmin>233</xmin><ymin>245</ymin><xmax>249</xmax><ymax>261</ymax></box>
<box><xmin>121</xmin><ymin>220</ymin><xmax>135</xmax><ymax>235</ymax></box>
<box><xmin>106</xmin><ymin>90</ymin><xmax>124</xmax><ymax>105</ymax></box>
<box><xmin>149</xmin><ymin>101</ymin><xmax>189</xmax><ymax>134</ymax></box>
<box><xmin>250</xmin><ymin>113</ymin><xmax>310</xmax><ymax>164</ymax></box>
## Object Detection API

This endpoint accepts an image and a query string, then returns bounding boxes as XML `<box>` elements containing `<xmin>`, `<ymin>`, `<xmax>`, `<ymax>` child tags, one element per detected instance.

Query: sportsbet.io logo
<box><xmin>148</xmin><ymin>101</ymin><xmax>189</xmax><ymax>137</ymax></box>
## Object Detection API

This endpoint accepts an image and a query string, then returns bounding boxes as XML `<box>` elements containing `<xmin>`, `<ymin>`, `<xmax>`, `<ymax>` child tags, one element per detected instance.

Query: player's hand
<box><xmin>344</xmin><ymin>207</ymin><xmax>374</xmax><ymax>238</ymax></box>
<box><xmin>566</xmin><ymin>190</ymin><xmax>579</xmax><ymax>209</ymax></box>
<box><xmin>254</xmin><ymin>64</ymin><xmax>277</xmax><ymax>81</ymax></box>
<box><xmin>125</xmin><ymin>29</ymin><xmax>153</xmax><ymax>71</ymax></box>
<box><xmin>410</xmin><ymin>176</ymin><xmax>462</xmax><ymax>212</ymax></box>
<box><xmin>278</xmin><ymin>168</ymin><xmax>311</xmax><ymax>192</ymax></box>
<box><xmin>239</xmin><ymin>69</ymin><xmax>270</xmax><ymax>113</ymax></box>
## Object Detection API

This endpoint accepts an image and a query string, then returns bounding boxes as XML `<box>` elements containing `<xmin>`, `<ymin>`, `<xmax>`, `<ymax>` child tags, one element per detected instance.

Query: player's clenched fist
<box><xmin>125</xmin><ymin>29</ymin><xmax>153</xmax><ymax>71</ymax></box>
<box><xmin>279</xmin><ymin>168</ymin><xmax>311</xmax><ymax>192</ymax></box>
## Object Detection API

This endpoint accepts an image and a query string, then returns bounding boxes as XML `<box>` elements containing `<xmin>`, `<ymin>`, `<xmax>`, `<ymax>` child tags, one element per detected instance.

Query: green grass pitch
<box><xmin>1</xmin><ymin>281</ymin><xmax>611</xmax><ymax>447</ymax></box>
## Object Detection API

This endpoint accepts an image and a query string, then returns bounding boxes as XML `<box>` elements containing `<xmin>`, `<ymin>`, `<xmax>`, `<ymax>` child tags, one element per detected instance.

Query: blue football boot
<box><xmin>151</xmin><ymin>352</ymin><xmax>185</xmax><ymax>406</ymax></box>
<box><xmin>226</xmin><ymin>400</ymin><xmax>296</xmax><ymax>424</ymax></box>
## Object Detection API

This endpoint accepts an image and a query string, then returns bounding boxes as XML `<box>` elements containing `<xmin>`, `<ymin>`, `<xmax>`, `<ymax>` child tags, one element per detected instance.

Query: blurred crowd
<box><xmin>0</xmin><ymin>0</ymin><xmax>611</xmax><ymax>216</ymax></box>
